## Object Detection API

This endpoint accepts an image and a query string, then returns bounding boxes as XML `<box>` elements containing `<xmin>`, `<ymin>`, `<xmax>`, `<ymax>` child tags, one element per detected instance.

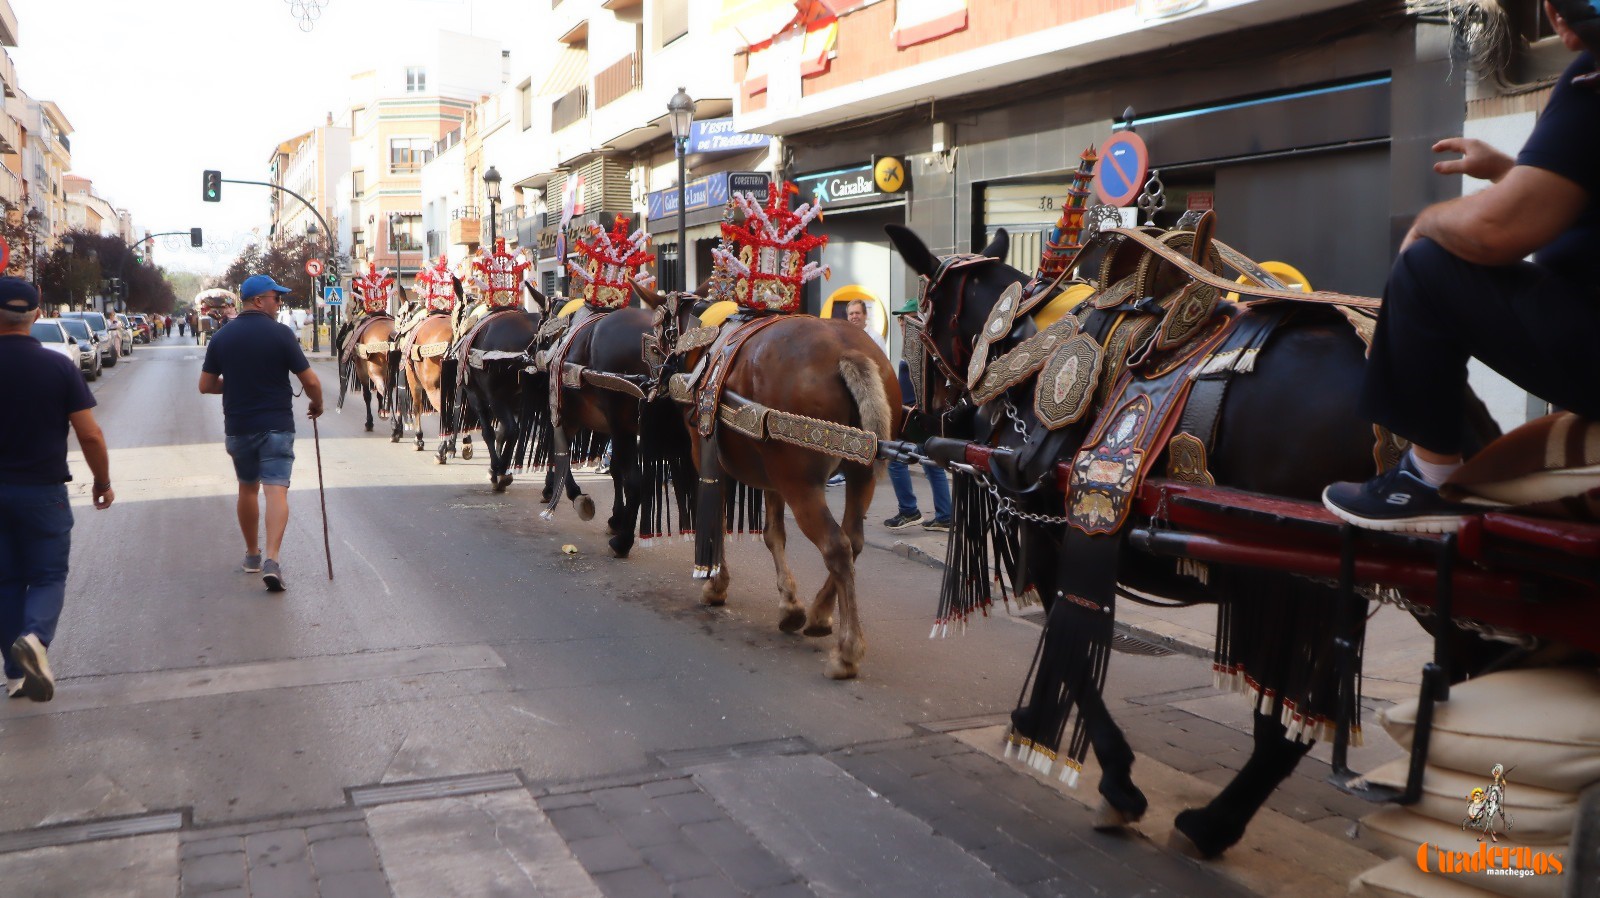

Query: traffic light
<box><xmin>190</xmin><ymin>227</ymin><xmax>203</xmax><ymax>247</ymax></box>
<box><xmin>202</xmin><ymin>170</ymin><xmax>222</xmax><ymax>202</ymax></box>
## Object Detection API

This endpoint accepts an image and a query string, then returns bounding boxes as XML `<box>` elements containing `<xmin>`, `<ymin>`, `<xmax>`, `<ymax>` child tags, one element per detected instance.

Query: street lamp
<box><xmin>483</xmin><ymin>165</ymin><xmax>502</xmax><ymax>247</ymax></box>
<box><xmin>60</xmin><ymin>234</ymin><xmax>74</xmax><ymax>310</ymax></box>
<box><xmin>25</xmin><ymin>207</ymin><xmax>42</xmax><ymax>289</ymax></box>
<box><xmin>668</xmin><ymin>87</ymin><xmax>695</xmax><ymax>292</ymax></box>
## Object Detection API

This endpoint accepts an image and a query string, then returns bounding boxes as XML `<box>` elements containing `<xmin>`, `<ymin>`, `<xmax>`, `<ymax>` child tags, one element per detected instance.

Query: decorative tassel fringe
<box><xmin>1175</xmin><ymin>557</ymin><xmax>1210</xmax><ymax>585</ymax></box>
<box><xmin>931</xmin><ymin>469</ymin><xmax>1022</xmax><ymax>635</ymax></box>
<box><xmin>638</xmin><ymin>399</ymin><xmax>696</xmax><ymax>546</ymax></box>
<box><xmin>512</xmin><ymin>370</ymin><xmax>554</xmax><ymax>470</ymax></box>
<box><xmin>1006</xmin><ymin>591</ymin><xmax>1114</xmax><ymax>787</ymax></box>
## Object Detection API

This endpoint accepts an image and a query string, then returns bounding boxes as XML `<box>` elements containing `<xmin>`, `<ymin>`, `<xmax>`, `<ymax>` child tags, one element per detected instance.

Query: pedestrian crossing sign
<box><xmin>324</xmin><ymin>286</ymin><xmax>343</xmax><ymax>306</ymax></box>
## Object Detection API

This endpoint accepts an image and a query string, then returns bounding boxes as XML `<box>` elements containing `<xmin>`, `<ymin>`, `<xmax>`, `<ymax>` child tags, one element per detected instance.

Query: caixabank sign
<box><xmin>795</xmin><ymin>157</ymin><xmax>907</xmax><ymax>210</ymax></box>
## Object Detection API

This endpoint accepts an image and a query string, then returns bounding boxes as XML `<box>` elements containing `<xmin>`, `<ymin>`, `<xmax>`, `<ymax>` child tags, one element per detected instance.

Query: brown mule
<box><xmin>341</xmin><ymin>316</ymin><xmax>401</xmax><ymax>437</ymax></box>
<box><xmin>400</xmin><ymin>314</ymin><xmax>454</xmax><ymax>456</ymax></box>
<box><xmin>676</xmin><ymin>312</ymin><xmax>901</xmax><ymax>680</ymax></box>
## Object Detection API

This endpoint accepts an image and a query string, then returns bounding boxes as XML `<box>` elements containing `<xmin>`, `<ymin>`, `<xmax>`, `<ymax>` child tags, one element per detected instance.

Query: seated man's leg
<box><xmin>1332</xmin><ymin>239</ymin><xmax>1600</xmax><ymax>531</ymax></box>
<box><xmin>1363</xmin><ymin>238</ymin><xmax>1600</xmax><ymax>456</ymax></box>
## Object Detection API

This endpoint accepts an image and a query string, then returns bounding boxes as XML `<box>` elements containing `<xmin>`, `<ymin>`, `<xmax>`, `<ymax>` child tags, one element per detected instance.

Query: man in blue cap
<box><xmin>0</xmin><ymin>277</ymin><xmax>113</xmax><ymax>701</ymax></box>
<box><xmin>199</xmin><ymin>274</ymin><xmax>323</xmax><ymax>591</ymax></box>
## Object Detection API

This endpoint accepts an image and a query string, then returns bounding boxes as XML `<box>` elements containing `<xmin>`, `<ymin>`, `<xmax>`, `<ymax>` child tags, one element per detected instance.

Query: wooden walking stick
<box><xmin>313</xmin><ymin>416</ymin><xmax>334</xmax><ymax>580</ymax></box>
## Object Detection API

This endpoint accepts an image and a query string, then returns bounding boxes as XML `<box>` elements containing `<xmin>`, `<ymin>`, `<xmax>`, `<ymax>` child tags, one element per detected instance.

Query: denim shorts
<box><xmin>225</xmin><ymin>431</ymin><xmax>295</xmax><ymax>486</ymax></box>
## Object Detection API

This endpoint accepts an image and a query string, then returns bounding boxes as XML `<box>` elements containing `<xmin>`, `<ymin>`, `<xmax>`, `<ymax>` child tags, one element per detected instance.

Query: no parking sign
<box><xmin>1093</xmin><ymin>131</ymin><xmax>1149</xmax><ymax>208</ymax></box>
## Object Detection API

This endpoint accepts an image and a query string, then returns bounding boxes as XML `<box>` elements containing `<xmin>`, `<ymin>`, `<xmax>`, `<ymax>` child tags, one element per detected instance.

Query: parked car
<box><xmin>56</xmin><ymin>316</ymin><xmax>102</xmax><ymax>381</ymax></box>
<box><xmin>33</xmin><ymin>318</ymin><xmax>97</xmax><ymax>380</ymax></box>
<box><xmin>61</xmin><ymin>310</ymin><xmax>121</xmax><ymax>365</ymax></box>
<box><xmin>108</xmin><ymin>314</ymin><xmax>133</xmax><ymax>356</ymax></box>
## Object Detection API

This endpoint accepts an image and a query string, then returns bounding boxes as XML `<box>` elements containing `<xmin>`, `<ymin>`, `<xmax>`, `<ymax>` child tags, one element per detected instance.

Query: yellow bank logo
<box><xmin>873</xmin><ymin>156</ymin><xmax>906</xmax><ymax>193</ymax></box>
<box><xmin>1416</xmin><ymin>842</ymin><xmax>1564</xmax><ymax>878</ymax></box>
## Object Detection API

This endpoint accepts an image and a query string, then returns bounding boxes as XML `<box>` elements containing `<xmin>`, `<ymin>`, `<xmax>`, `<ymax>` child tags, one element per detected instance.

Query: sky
<box><xmin>12</xmin><ymin>0</ymin><xmax>523</xmax><ymax>275</ymax></box>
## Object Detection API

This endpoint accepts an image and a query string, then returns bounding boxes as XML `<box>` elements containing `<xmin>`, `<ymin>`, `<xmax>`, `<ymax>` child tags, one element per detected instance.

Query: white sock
<box><xmin>1407</xmin><ymin>449</ymin><xmax>1462</xmax><ymax>488</ymax></box>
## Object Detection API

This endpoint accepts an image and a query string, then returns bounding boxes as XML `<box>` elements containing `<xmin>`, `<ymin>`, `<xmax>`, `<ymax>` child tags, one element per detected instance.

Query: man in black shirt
<box><xmin>0</xmin><ymin>278</ymin><xmax>113</xmax><ymax>702</ymax></box>
<box><xmin>200</xmin><ymin>275</ymin><xmax>323</xmax><ymax>591</ymax></box>
<box><xmin>1325</xmin><ymin>0</ymin><xmax>1600</xmax><ymax>532</ymax></box>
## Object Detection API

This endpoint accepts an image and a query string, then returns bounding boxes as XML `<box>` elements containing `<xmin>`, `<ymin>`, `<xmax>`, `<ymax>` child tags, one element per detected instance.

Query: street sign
<box><xmin>728</xmin><ymin>171</ymin><xmax>770</xmax><ymax>201</ymax></box>
<box><xmin>305</xmin><ymin>258</ymin><xmax>324</xmax><ymax>277</ymax></box>
<box><xmin>1093</xmin><ymin>131</ymin><xmax>1149</xmax><ymax>208</ymax></box>
<box><xmin>323</xmin><ymin>286</ymin><xmax>343</xmax><ymax>305</ymax></box>
<box><xmin>0</xmin><ymin>236</ymin><xmax>10</xmax><ymax>273</ymax></box>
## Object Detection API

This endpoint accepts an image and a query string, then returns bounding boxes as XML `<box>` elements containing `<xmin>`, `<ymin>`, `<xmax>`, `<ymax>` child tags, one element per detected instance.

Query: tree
<box><xmin>218</xmin><ymin>232</ymin><xmax>325</xmax><ymax>309</ymax></box>
<box><xmin>37</xmin><ymin>238</ymin><xmax>101</xmax><ymax>308</ymax></box>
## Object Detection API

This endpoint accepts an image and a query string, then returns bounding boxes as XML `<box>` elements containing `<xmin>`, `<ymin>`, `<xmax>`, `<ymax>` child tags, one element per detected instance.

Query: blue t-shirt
<box><xmin>1516</xmin><ymin>52</ymin><xmax>1600</xmax><ymax>287</ymax></box>
<box><xmin>202</xmin><ymin>311</ymin><xmax>310</xmax><ymax>436</ymax></box>
<box><xmin>0</xmin><ymin>333</ymin><xmax>97</xmax><ymax>485</ymax></box>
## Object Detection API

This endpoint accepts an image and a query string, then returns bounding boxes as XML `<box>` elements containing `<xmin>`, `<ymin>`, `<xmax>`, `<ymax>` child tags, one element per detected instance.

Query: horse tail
<box><xmin>837</xmin><ymin>351</ymin><xmax>892</xmax><ymax>465</ymax></box>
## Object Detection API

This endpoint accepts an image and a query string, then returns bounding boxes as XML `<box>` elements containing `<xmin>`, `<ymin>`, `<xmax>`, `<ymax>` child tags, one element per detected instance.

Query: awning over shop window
<box><xmin>892</xmin><ymin>0</ymin><xmax>968</xmax><ymax>49</ymax></box>
<box><xmin>715</xmin><ymin>0</ymin><xmax>803</xmax><ymax>45</ymax></box>
<box><xmin>539</xmin><ymin>46</ymin><xmax>589</xmax><ymax>97</ymax></box>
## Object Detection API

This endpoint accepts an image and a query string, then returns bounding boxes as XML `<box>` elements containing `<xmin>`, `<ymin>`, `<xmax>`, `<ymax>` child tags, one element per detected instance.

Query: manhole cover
<box><xmin>1111</xmin><ymin>632</ymin><xmax>1173</xmax><ymax>657</ymax></box>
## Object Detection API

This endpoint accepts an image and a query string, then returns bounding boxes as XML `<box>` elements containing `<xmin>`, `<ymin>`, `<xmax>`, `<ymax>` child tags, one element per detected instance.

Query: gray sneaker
<box><xmin>262</xmin><ymin>559</ymin><xmax>286</xmax><ymax>592</ymax></box>
<box><xmin>242</xmin><ymin>551</ymin><xmax>263</xmax><ymax>573</ymax></box>
<box><xmin>5</xmin><ymin>677</ymin><xmax>24</xmax><ymax>699</ymax></box>
<box><xmin>12</xmin><ymin>634</ymin><xmax>54</xmax><ymax>702</ymax></box>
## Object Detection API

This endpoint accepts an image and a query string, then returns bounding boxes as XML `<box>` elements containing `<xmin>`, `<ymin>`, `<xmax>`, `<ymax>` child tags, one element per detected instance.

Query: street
<box><xmin>0</xmin><ymin>335</ymin><xmax>1415</xmax><ymax>897</ymax></box>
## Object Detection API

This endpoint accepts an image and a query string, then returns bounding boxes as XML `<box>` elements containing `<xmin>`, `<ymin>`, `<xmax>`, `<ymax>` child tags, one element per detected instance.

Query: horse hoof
<box><xmin>575</xmin><ymin>495</ymin><xmax>595</xmax><ymax>521</ymax></box>
<box><xmin>416</xmin><ymin>442</ymin><xmax>425</xmax><ymax>452</ymax></box>
<box><xmin>802</xmin><ymin>623</ymin><xmax>833</xmax><ymax>638</ymax></box>
<box><xmin>824</xmin><ymin>657</ymin><xmax>858</xmax><ymax>680</ymax></box>
<box><xmin>700</xmin><ymin>586</ymin><xmax>727</xmax><ymax>607</ymax></box>
<box><xmin>365</xmin><ymin>423</ymin><xmax>374</xmax><ymax>432</ymax></box>
<box><xmin>778</xmin><ymin>608</ymin><xmax>807</xmax><ymax>634</ymax></box>
<box><xmin>391</xmin><ymin>434</ymin><xmax>400</xmax><ymax>443</ymax></box>
<box><xmin>1168</xmin><ymin>810</ymin><xmax>1234</xmax><ymax>860</ymax></box>
<box><xmin>608</xmin><ymin>536</ymin><xmax>632</xmax><ymax>558</ymax></box>
<box><xmin>540</xmin><ymin>488</ymin><xmax>554</xmax><ymax>504</ymax></box>
<box><xmin>462</xmin><ymin>444</ymin><xmax>474</xmax><ymax>460</ymax></box>
<box><xmin>1093</xmin><ymin>800</ymin><xmax>1142</xmax><ymax>831</ymax></box>
<box><xmin>492</xmin><ymin>476</ymin><xmax>509</xmax><ymax>492</ymax></box>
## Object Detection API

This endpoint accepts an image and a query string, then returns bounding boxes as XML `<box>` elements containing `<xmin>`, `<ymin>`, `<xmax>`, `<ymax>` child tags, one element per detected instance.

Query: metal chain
<box><xmin>1002</xmin><ymin>398</ymin><xmax>1030</xmax><ymax>439</ymax></box>
<box><xmin>1292</xmin><ymin>575</ymin><xmax>1540</xmax><ymax>648</ymax></box>
<box><xmin>972</xmin><ymin>469</ymin><xmax>1072</xmax><ymax>527</ymax></box>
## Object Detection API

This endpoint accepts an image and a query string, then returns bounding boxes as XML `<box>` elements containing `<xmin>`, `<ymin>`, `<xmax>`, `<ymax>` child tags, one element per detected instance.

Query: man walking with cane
<box><xmin>0</xmin><ymin>278</ymin><xmax>114</xmax><ymax>702</ymax></box>
<box><xmin>199</xmin><ymin>275</ymin><xmax>323</xmax><ymax>592</ymax></box>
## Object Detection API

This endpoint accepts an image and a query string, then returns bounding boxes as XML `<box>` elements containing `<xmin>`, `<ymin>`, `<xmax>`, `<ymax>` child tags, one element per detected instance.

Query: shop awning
<box><xmin>539</xmin><ymin>46</ymin><xmax>589</xmax><ymax>97</ymax></box>
<box><xmin>714</xmin><ymin>0</ymin><xmax>802</xmax><ymax>45</ymax></box>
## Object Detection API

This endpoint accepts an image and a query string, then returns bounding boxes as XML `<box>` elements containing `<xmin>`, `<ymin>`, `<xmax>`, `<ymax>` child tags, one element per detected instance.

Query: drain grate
<box><xmin>349</xmin><ymin>771</ymin><xmax>523</xmax><ymax>808</ymax></box>
<box><xmin>1111</xmin><ymin>632</ymin><xmax>1174</xmax><ymax>657</ymax></box>
<box><xmin>0</xmin><ymin>811</ymin><xmax>185</xmax><ymax>854</ymax></box>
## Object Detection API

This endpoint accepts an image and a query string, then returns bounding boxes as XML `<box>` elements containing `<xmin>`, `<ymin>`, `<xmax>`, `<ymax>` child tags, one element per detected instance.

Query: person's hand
<box><xmin>307</xmin><ymin>401</ymin><xmax>324</xmax><ymax>420</ymax></box>
<box><xmin>1432</xmin><ymin>138</ymin><xmax>1514</xmax><ymax>183</ymax></box>
<box><xmin>92</xmin><ymin>483</ymin><xmax>115</xmax><ymax>510</ymax></box>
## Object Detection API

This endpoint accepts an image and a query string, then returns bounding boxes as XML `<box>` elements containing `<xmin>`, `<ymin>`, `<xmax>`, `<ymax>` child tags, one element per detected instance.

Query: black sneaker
<box><xmin>1322</xmin><ymin>456</ymin><xmax>1480</xmax><ymax>534</ymax></box>
<box><xmin>262</xmin><ymin>559</ymin><xmax>287</xmax><ymax>592</ymax></box>
<box><xmin>883</xmin><ymin>511</ymin><xmax>922</xmax><ymax>529</ymax></box>
<box><xmin>922</xmin><ymin>518</ymin><xmax>952</xmax><ymax>532</ymax></box>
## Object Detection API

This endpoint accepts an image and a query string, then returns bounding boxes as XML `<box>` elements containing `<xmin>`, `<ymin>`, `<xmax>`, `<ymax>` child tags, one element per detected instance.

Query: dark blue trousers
<box><xmin>0</xmin><ymin>483</ymin><xmax>73</xmax><ymax>679</ymax></box>
<box><xmin>1361</xmin><ymin>239</ymin><xmax>1600</xmax><ymax>455</ymax></box>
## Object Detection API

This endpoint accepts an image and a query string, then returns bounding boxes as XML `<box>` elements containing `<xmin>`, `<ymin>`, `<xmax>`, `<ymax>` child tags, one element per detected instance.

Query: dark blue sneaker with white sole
<box><xmin>1322</xmin><ymin>455</ymin><xmax>1481</xmax><ymax>534</ymax></box>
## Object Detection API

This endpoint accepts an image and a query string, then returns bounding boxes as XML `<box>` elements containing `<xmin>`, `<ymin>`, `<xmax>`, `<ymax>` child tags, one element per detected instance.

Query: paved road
<box><xmin>0</xmin><ymin>336</ymin><xmax>1389</xmax><ymax>897</ymax></box>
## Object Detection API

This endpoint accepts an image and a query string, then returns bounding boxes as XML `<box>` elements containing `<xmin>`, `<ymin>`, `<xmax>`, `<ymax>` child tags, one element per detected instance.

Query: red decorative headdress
<box><xmin>712</xmin><ymin>182</ymin><xmax>828</xmax><ymax>313</ymax></box>
<box><xmin>567</xmin><ymin>214</ymin><xmax>656</xmax><ymax>310</ymax></box>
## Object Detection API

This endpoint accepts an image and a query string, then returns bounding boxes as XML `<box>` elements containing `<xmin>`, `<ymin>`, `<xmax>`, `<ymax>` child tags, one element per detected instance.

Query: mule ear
<box><xmin>885</xmin><ymin>224</ymin><xmax>938</xmax><ymax>278</ymax></box>
<box><xmin>980</xmin><ymin>228</ymin><xmax>1009</xmax><ymax>261</ymax></box>
<box><xmin>523</xmin><ymin>280</ymin><xmax>548</xmax><ymax>310</ymax></box>
<box><xmin>693</xmin><ymin>276</ymin><xmax>714</xmax><ymax>297</ymax></box>
<box><xmin>632</xmin><ymin>280</ymin><xmax>665</xmax><ymax>309</ymax></box>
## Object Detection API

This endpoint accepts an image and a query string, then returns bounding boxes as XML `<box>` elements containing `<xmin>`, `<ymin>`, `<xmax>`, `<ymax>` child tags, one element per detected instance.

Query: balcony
<box><xmin>0</xmin><ymin>48</ymin><xmax>15</xmax><ymax>98</ymax></box>
<box><xmin>433</xmin><ymin>127</ymin><xmax>462</xmax><ymax>159</ymax></box>
<box><xmin>552</xmin><ymin>85</ymin><xmax>589</xmax><ymax>133</ymax></box>
<box><xmin>594</xmin><ymin>52</ymin><xmax>641</xmax><ymax>109</ymax></box>
<box><xmin>0</xmin><ymin>110</ymin><xmax>18</xmax><ymax>154</ymax></box>
<box><xmin>0</xmin><ymin>3</ymin><xmax>15</xmax><ymax>47</ymax></box>
<box><xmin>449</xmin><ymin>206</ymin><xmax>481</xmax><ymax>246</ymax></box>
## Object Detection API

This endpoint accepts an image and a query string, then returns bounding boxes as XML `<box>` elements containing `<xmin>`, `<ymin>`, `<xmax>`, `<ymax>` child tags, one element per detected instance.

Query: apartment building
<box><xmin>729</xmin><ymin>0</ymin><xmax>1474</xmax><ymax>329</ymax></box>
<box><xmin>345</xmin><ymin>31</ymin><xmax>505</xmax><ymax>282</ymax></box>
<box><xmin>0</xmin><ymin>0</ymin><xmax>20</xmax><ymax>208</ymax></box>
<box><xmin>267</xmin><ymin>117</ymin><xmax>353</xmax><ymax>257</ymax></box>
<box><xmin>63</xmin><ymin>174</ymin><xmax>120</xmax><ymax>236</ymax></box>
<box><xmin>9</xmin><ymin>89</ymin><xmax>72</xmax><ymax>241</ymax></box>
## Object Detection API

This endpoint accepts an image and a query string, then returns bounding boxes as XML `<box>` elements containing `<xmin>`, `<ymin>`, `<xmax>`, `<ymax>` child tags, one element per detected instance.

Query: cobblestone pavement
<box><xmin>0</xmin><ymin>700</ymin><xmax>1398</xmax><ymax>898</ymax></box>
